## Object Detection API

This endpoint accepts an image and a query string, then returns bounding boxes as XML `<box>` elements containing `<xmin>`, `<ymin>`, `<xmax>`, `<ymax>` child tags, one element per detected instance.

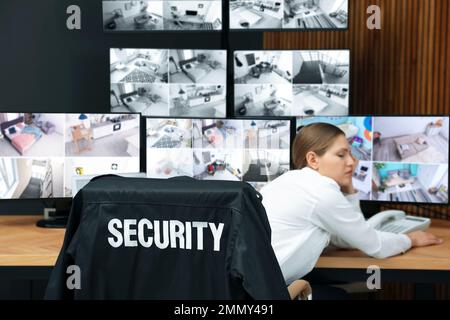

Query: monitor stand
<box><xmin>36</xmin><ymin>208</ymin><xmax>69</xmax><ymax>228</ymax></box>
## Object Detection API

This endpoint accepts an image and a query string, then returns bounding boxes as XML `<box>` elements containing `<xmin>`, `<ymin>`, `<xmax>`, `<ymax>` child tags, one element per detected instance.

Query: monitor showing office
<box><xmin>110</xmin><ymin>48</ymin><xmax>227</xmax><ymax>118</ymax></box>
<box><xmin>146</xmin><ymin>118</ymin><xmax>291</xmax><ymax>191</ymax></box>
<box><xmin>297</xmin><ymin>116</ymin><xmax>449</xmax><ymax>204</ymax></box>
<box><xmin>230</xmin><ymin>0</ymin><xmax>348</xmax><ymax>30</ymax></box>
<box><xmin>0</xmin><ymin>113</ymin><xmax>141</xmax><ymax>200</ymax></box>
<box><xmin>103</xmin><ymin>1</ymin><xmax>223</xmax><ymax>31</ymax></box>
<box><xmin>234</xmin><ymin>50</ymin><xmax>350</xmax><ymax>117</ymax></box>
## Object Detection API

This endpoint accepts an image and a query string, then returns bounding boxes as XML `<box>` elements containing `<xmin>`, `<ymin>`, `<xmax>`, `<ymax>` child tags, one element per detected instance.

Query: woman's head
<box><xmin>293</xmin><ymin>123</ymin><xmax>357</xmax><ymax>188</ymax></box>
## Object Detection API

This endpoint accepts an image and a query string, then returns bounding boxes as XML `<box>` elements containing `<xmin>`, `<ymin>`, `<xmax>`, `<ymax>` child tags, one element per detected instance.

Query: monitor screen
<box><xmin>234</xmin><ymin>50</ymin><xmax>350</xmax><ymax>117</ymax></box>
<box><xmin>296</xmin><ymin>116</ymin><xmax>449</xmax><ymax>204</ymax></box>
<box><xmin>110</xmin><ymin>48</ymin><xmax>227</xmax><ymax>118</ymax></box>
<box><xmin>146</xmin><ymin>117</ymin><xmax>291</xmax><ymax>191</ymax></box>
<box><xmin>103</xmin><ymin>1</ymin><xmax>223</xmax><ymax>31</ymax></box>
<box><xmin>185</xmin><ymin>10</ymin><xmax>198</xmax><ymax>16</ymax></box>
<box><xmin>0</xmin><ymin>113</ymin><xmax>141</xmax><ymax>199</ymax></box>
<box><xmin>230</xmin><ymin>0</ymin><xmax>348</xmax><ymax>30</ymax></box>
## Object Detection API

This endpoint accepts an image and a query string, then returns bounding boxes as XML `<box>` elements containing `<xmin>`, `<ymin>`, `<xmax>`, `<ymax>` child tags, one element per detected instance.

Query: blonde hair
<box><xmin>293</xmin><ymin>123</ymin><xmax>345</xmax><ymax>169</ymax></box>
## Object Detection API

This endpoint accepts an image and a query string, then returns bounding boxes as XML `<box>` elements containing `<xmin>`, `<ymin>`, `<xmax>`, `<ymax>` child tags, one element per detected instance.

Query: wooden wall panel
<box><xmin>264</xmin><ymin>0</ymin><xmax>450</xmax><ymax>299</ymax></box>
<box><xmin>264</xmin><ymin>0</ymin><xmax>450</xmax><ymax>115</ymax></box>
<box><xmin>265</xmin><ymin>0</ymin><xmax>450</xmax><ymax>221</ymax></box>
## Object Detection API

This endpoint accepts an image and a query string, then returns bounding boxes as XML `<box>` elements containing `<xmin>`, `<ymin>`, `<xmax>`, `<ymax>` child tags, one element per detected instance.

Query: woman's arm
<box><xmin>316</xmin><ymin>187</ymin><xmax>443</xmax><ymax>258</ymax></box>
<box><xmin>314</xmin><ymin>186</ymin><xmax>410</xmax><ymax>259</ymax></box>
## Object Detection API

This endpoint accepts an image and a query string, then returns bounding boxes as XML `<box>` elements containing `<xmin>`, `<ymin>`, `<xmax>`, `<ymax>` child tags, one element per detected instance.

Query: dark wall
<box><xmin>0</xmin><ymin>1</ymin><xmax>263</xmax><ymax>214</ymax></box>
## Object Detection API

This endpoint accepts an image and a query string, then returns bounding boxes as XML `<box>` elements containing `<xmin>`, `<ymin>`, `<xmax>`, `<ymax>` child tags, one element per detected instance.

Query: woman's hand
<box><xmin>407</xmin><ymin>231</ymin><xmax>444</xmax><ymax>247</ymax></box>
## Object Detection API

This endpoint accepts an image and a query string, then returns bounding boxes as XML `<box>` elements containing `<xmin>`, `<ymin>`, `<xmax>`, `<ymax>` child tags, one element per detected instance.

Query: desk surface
<box><xmin>1</xmin><ymin>216</ymin><xmax>450</xmax><ymax>270</ymax></box>
<box><xmin>317</xmin><ymin>219</ymin><xmax>450</xmax><ymax>271</ymax></box>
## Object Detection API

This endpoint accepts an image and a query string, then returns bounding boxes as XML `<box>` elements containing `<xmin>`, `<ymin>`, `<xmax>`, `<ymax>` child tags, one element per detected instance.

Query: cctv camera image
<box><xmin>0</xmin><ymin>112</ymin><xmax>141</xmax><ymax>199</ymax></box>
<box><xmin>230</xmin><ymin>0</ymin><xmax>348</xmax><ymax>30</ymax></box>
<box><xmin>103</xmin><ymin>1</ymin><xmax>223</xmax><ymax>31</ymax></box>
<box><xmin>147</xmin><ymin>118</ymin><xmax>291</xmax><ymax>189</ymax></box>
<box><xmin>297</xmin><ymin>116</ymin><xmax>449</xmax><ymax>204</ymax></box>
<box><xmin>234</xmin><ymin>50</ymin><xmax>349</xmax><ymax>117</ymax></box>
<box><xmin>111</xmin><ymin>48</ymin><xmax>227</xmax><ymax>118</ymax></box>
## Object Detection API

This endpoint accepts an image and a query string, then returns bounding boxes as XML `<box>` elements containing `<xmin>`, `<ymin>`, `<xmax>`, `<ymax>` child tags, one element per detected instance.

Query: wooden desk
<box><xmin>0</xmin><ymin>216</ymin><xmax>64</xmax><ymax>267</ymax></box>
<box><xmin>307</xmin><ymin>219</ymin><xmax>450</xmax><ymax>297</ymax></box>
<box><xmin>316</xmin><ymin>219</ymin><xmax>450</xmax><ymax>271</ymax></box>
<box><xmin>1</xmin><ymin>216</ymin><xmax>449</xmax><ymax>277</ymax></box>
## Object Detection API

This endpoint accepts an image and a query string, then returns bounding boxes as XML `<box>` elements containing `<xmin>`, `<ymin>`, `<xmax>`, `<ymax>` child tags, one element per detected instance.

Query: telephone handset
<box><xmin>367</xmin><ymin>210</ymin><xmax>431</xmax><ymax>234</ymax></box>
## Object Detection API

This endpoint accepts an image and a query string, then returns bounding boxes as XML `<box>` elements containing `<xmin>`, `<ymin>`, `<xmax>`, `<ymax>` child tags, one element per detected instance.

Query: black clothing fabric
<box><xmin>45</xmin><ymin>176</ymin><xmax>290</xmax><ymax>300</ymax></box>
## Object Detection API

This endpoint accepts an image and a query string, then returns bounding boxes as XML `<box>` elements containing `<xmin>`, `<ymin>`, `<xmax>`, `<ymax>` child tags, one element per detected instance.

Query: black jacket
<box><xmin>45</xmin><ymin>176</ymin><xmax>290</xmax><ymax>300</ymax></box>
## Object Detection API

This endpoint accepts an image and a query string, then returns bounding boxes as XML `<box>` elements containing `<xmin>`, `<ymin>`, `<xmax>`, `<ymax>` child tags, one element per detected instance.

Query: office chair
<box><xmin>46</xmin><ymin>176</ymin><xmax>313</xmax><ymax>300</ymax></box>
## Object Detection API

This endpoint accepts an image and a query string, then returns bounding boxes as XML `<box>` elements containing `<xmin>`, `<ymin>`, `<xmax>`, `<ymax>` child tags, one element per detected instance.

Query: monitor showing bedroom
<box><xmin>230</xmin><ymin>0</ymin><xmax>348</xmax><ymax>30</ymax></box>
<box><xmin>110</xmin><ymin>48</ymin><xmax>227</xmax><ymax>118</ymax></box>
<box><xmin>146</xmin><ymin>118</ymin><xmax>291</xmax><ymax>191</ymax></box>
<box><xmin>103</xmin><ymin>1</ymin><xmax>223</xmax><ymax>31</ymax></box>
<box><xmin>0</xmin><ymin>113</ymin><xmax>141</xmax><ymax>199</ymax></box>
<box><xmin>234</xmin><ymin>50</ymin><xmax>350</xmax><ymax>117</ymax></box>
<box><xmin>296</xmin><ymin>116</ymin><xmax>449</xmax><ymax>204</ymax></box>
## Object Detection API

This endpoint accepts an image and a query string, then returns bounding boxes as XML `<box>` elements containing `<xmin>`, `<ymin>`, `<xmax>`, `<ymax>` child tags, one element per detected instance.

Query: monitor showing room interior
<box><xmin>102</xmin><ymin>1</ymin><xmax>223</xmax><ymax>31</ymax></box>
<box><xmin>296</xmin><ymin>116</ymin><xmax>449</xmax><ymax>204</ymax></box>
<box><xmin>234</xmin><ymin>50</ymin><xmax>350</xmax><ymax>117</ymax></box>
<box><xmin>0</xmin><ymin>113</ymin><xmax>141</xmax><ymax>199</ymax></box>
<box><xmin>110</xmin><ymin>48</ymin><xmax>227</xmax><ymax>118</ymax></box>
<box><xmin>146</xmin><ymin>117</ymin><xmax>291</xmax><ymax>191</ymax></box>
<box><xmin>230</xmin><ymin>0</ymin><xmax>348</xmax><ymax>30</ymax></box>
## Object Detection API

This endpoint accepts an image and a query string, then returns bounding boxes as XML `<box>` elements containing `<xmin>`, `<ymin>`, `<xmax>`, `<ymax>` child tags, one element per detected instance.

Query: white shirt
<box><xmin>260</xmin><ymin>168</ymin><xmax>412</xmax><ymax>285</ymax></box>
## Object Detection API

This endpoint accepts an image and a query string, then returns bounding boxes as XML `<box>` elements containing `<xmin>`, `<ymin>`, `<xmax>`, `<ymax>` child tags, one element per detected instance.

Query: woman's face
<box><xmin>314</xmin><ymin>135</ymin><xmax>358</xmax><ymax>188</ymax></box>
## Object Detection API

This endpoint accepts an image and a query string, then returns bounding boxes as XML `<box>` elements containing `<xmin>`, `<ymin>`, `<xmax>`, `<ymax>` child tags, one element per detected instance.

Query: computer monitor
<box><xmin>102</xmin><ymin>1</ymin><xmax>223</xmax><ymax>31</ymax></box>
<box><xmin>230</xmin><ymin>0</ymin><xmax>348</xmax><ymax>30</ymax></box>
<box><xmin>234</xmin><ymin>50</ymin><xmax>350</xmax><ymax>117</ymax></box>
<box><xmin>110</xmin><ymin>48</ymin><xmax>227</xmax><ymax>118</ymax></box>
<box><xmin>0</xmin><ymin>112</ymin><xmax>141</xmax><ymax>200</ymax></box>
<box><xmin>296</xmin><ymin>116</ymin><xmax>449</xmax><ymax>204</ymax></box>
<box><xmin>146</xmin><ymin>117</ymin><xmax>291</xmax><ymax>191</ymax></box>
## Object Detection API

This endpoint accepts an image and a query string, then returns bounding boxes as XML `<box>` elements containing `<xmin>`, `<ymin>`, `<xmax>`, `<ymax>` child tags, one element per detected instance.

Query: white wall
<box><xmin>149</xmin><ymin>84</ymin><xmax>169</xmax><ymax>103</ymax></box>
<box><xmin>204</xmin><ymin>1</ymin><xmax>221</xmax><ymax>23</ymax></box>
<box><xmin>12</xmin><ymin>159</ymin><xmax>32</xmax><ymax>198</ymax></box>
<box><xmin>417</xmin><ymin>164</ymin><xmax>448</xmax><ymax>190</ymax></box>
<box><xmin>39</xmin><ymin>114</ymin><xmax>65</xmax><ymax>135</ymax></box>
<box><xmin>374</xmin><ymin>117</ymin><xmax>443</xmax><ymax>138</ymax></box>
<box><xmin>440</xmin><ymin>117</ymin><xmax>449</xmax><ymax>140</ymax></box>
<box><xmin>51</xmin><ymin>159</ymin><xmax>64</xmax><ymax>198</ymax></box>
<box><xmin>146</xmin><ymin>1</ymin><xmax>163</xmax><ymax>16</ymax></box>
<box><xmin>277</xmin><ymin>52</ymin><xmax>293</xmax><ymax>74</ymax></box>
<box><xmin>292</xmin><ymin>52</ymin><xmax>304</xmax><ymax>77</ymax></box>
<box><xmin>319</xmin><ymin>0</ymin><xmax>348</xmax><ymax>14</ymax></box>
<box><xmin>205</xmin><ymin>50</ymin><xmax>226</xmax><ymax>68</ymax></box>
<box><xmin>103</xmin><ymin>1</ymin><xmax>142</xmax><ymax>18</ymax></box>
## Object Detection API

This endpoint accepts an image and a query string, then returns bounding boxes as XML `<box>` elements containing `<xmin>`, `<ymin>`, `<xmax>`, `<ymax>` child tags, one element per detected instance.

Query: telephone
<box><xmin>367</xmin><ymin>210</ymin><xmax>431</xmax><ymax>234</ymax></box>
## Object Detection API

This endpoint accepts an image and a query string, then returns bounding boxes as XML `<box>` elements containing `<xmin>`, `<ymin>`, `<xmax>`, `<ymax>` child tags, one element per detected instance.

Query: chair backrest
<box><xmin>46</xmin><ymin>176</ymin><xmax>290</xmax><ymax>300</ymax></box>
